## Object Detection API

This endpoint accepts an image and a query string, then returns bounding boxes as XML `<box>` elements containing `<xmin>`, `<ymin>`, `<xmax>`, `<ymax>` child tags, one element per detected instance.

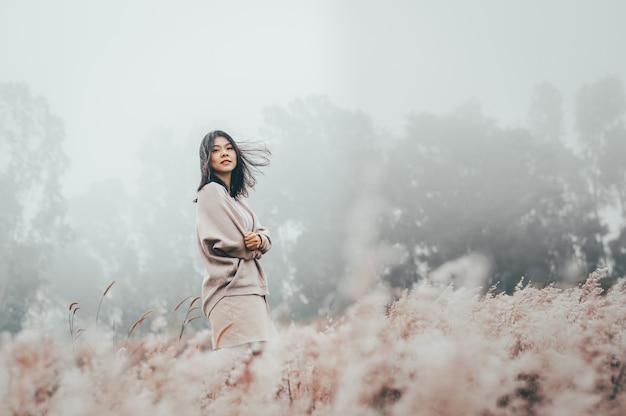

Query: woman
<box><xmin>195</xmin><ymin>130</ymin><xmax>275</xmax><ymax>350</ymax></box>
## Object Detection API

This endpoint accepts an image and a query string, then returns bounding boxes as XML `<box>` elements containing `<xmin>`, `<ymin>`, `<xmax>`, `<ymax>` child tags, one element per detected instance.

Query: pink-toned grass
<box><xmin>2</xmin><ymin>270</ymin><xmax>625</xmax><ymax>415</ymax></box>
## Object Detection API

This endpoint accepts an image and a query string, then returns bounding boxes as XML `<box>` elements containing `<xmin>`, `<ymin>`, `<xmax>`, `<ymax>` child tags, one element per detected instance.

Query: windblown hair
<box><xmin>196</xmin><ymin>130</ymin><xmax>271</xmax><ymax>201</ymax></box>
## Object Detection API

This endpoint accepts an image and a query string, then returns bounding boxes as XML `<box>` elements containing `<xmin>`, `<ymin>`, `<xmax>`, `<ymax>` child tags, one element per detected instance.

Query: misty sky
<box><xmin>1</xmin><ymin>0</ymin><xmax>625</xmax><ymax>195</ymax></box>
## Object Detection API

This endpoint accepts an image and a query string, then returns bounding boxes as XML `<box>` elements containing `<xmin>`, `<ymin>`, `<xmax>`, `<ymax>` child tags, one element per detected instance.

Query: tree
<box><xmin>260</xmin><ymin>96</ymin><xmax>382</xmax><ymax>319</ymax></box>
<box><xmin>127</xmin><ymin>130</ymin><xmax>201</xmax><ymax>326</ymax></box>
<box><xmin>0</xmin><ymin>83</ymin><xmax>69</xmax><ymax>333</ymax></box>
<box><xmin>609</xmin><ymin>227</ymin><xmax>626</xmax><ymax>278</ymax></box>
<box><xmin>380</xmin><ymin>108</ymin><xmax>595</xmax><ymax>293</ymax></box>
<box><xmin>575</xmin><ymin>75</ymin><xmax>626</xmax><ymax>276</ymax></box>
<box><xmin>528</xmin><ymin>82</ymin><xmax>564</xmax><ymax>143</ymax></box>
<box><xmin>46</xmin><ymin>178</ymin><xmax>141</xmax><ymax>328</ymax></box>
<box><xmin>575</xmin><ymin>75</ymin><xmax>625</xmax><ymax>219</ymax></box>
<box><xmin>49</xmin><ymin>130</ymin><xmax>204</xmax><ymax>335</ymax></box>
<box><xmin>599</xmin><ymin>126</ymin><xmax>626</xmax><ymax>219</ymax></box>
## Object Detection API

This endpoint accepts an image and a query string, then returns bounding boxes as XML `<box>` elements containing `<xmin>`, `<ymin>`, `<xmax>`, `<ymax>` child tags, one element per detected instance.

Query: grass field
<box><xmin>2</xmin><ymin>270</ymin><xmax>625</xmax><ymax>415</ymax></box>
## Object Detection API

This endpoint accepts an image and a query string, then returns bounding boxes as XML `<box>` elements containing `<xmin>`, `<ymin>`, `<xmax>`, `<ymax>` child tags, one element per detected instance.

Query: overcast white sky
<box><xmin>1</xmin><ymin>0</ymin><xmax>625</xmax><ymax>194</ymax></box>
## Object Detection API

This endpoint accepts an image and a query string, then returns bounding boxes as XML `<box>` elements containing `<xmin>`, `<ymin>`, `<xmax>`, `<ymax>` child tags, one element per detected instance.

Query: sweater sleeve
<box><xmin>254</xmin><ymin>216</ymin><xmax>272</xmax><ymax>256</ymax></box>
<box><xmin>196</xmin><ymin>183</ymin><xmax>256</xmax><ymax>260</ymax></box>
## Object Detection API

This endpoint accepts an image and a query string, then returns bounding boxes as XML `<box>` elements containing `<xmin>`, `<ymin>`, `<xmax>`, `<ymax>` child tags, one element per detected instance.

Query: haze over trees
<box><xmin>1</xmin><ymin>75</ymin><xmax>625</xmax><ymax>333</ymax></box>
<box><xmin>0</xmin><ymin>83</ymin><xmax>70</xmax><ymax>333</ymax></box>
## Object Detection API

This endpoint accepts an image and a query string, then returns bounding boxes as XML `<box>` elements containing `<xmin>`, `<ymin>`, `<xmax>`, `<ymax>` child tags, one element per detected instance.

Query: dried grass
<box><xmin>2</xmin><ymin>271</ymin><xmax>626</xmax><ymax>415</ymax></box>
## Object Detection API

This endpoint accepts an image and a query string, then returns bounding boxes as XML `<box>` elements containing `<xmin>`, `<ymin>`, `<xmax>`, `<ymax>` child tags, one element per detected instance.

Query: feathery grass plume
<box><xmin>214</xmin><ymin>321</ymin><xmax>236</xmax><ymax>349</ymax></box>
<box><xmin>68</xmin><ymin>302</ymin><xmax>85</xmax><ymax>357</ymax></box>
<box><xmin>125</xmin><ymin>309</ymin><xmax>153</xmax><ymax>346</ymax></box>
<box><xmin>579</xmin><ymin>267</ymin><xmax>606</xmax><ymax>302</ymax></box>
<box><xmin>74</xmin><ymin>328</ymin><xmax>85</xmax><ymax>340</ymax></box>
<box><xmin>611</xmin><ymin>360</ymin><xmax>626</xmax><ymax>400</ymax></box>
<box><xmin>96</xmin><ymin>280</ymin><xmax>115</xmax><ymax>332</ymax></box>
<box><xmin>180</xmin><ymin>315</ymin><xmax>204</xmax><ymax>342</ymax></box>
<box><xmin>129</xmin><ymin>341</ymin><xmax>146</xmax><ymax>361</ymax></box>
<box><xmin>174</xmin><ymin>295</ymin><xmax>193</xmax><ymax>312</ymax></box>
<box><xmin>178</xmin><ymin>296</ymin><xmax>203</xmax><ymax>342</ymax></box>
<box><xmin>68</xmin><ymin>302</ymin><xmax>79</xmax><ymax>338</ymax></box>
<box><xmin>5</xmin><ymin>272</ymin><xmax>626</xmax><ymax>414</ymax></box>
<box><xmin>67</xmin><ymin>302</ymin><xmax>82</xmax><ymax>342</ymax></box>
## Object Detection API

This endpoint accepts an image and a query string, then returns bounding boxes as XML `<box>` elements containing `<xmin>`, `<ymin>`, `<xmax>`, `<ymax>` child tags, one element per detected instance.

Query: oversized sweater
<box><xmin>196</xmin><ymin>182</ymin><xmax>272</xmax><ymax>316</ymax></box>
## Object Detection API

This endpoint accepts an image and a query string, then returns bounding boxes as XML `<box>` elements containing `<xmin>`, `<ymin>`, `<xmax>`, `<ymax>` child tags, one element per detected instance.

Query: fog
<box><xmin>3</xmin><ymin>0</ymin><xmax>624</xmax><ymax>191</ymax></box>
<box><xmin>1</xmin><ymin>0</ymin><xmax>625</xmax><ymax>334</ymax></box>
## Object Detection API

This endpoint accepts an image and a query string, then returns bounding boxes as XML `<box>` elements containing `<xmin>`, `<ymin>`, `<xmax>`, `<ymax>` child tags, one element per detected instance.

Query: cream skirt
<box><xmin>208</xmin><ymin>294</ymin><xmax>277</xmax><ymax>349</ymax></box>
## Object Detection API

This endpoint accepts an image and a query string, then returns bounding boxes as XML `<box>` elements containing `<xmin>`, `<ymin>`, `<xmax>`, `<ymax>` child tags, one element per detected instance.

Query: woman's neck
<box><xmin>214</xmin><ymin>173</ymin><xmax>231</xmax><ymax>192</ymax></box>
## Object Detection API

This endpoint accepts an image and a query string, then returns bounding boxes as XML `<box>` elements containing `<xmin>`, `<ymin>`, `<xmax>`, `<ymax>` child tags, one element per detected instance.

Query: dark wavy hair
<box><xmin>195</xmin><ymin>130</ymin><xmax>271</xmax><ymax>201</ymax></box>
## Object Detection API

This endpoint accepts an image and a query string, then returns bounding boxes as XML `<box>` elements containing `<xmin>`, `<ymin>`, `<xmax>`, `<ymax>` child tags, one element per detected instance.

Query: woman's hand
<box><xmin>244</xmin><ymin>232</ymin><xmax>262</xmax><ymax>251</ymax></box>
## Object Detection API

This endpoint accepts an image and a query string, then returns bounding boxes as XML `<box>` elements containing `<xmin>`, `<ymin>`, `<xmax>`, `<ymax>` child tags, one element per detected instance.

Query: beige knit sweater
<box><xmin>196</xmin><ymin>182</ymin><xmax>272</xmax><ymax>316</ymax></box>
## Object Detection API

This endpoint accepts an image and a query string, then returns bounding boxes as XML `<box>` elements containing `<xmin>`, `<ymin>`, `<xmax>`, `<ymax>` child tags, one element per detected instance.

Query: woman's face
<box><xmin>210</xmin><ymin>136</ymin><xmax>237</xmax><ymax>177</ymax></box>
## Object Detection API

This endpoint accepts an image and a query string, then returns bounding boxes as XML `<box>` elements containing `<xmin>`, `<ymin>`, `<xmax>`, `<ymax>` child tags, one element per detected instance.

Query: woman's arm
<box><xmin>255</xmin><ymin>225</ymin><xmax>271</xmax><ymax>254</ymax></box>
<box><xmin>249</xmin><ymin>205</ymin><xmax>271</xmax><ymax>255</ymax></box>
<box><xmin>243</xmin><ymin>227</ymin><xmax>271</xmax><ymax>255</ymax></box>
<box><xmin>196</xmin><ymin>183</ymin><xmax>256</xmax><ymax>260</ymax></box>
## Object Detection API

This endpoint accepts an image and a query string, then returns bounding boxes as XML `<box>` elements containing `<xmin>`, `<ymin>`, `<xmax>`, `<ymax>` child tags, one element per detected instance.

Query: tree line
<box><xmin>1</xmin><ymin>76</ymin><xmax>625</xmax><ymax>333</ymax></box>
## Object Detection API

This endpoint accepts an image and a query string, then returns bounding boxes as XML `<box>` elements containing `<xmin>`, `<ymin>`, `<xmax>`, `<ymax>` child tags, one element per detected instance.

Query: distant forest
<box><xmin>1</xmin><ymin>75</ymin><xmax>625</xmax><ymax>333</ymax></box>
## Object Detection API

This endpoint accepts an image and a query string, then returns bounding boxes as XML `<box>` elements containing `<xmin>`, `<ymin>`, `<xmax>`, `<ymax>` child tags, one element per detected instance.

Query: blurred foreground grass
<box><xmin>2</xmin><ymin>270</ymin><xmax>625</xmax><ymax>415</ymax></box>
